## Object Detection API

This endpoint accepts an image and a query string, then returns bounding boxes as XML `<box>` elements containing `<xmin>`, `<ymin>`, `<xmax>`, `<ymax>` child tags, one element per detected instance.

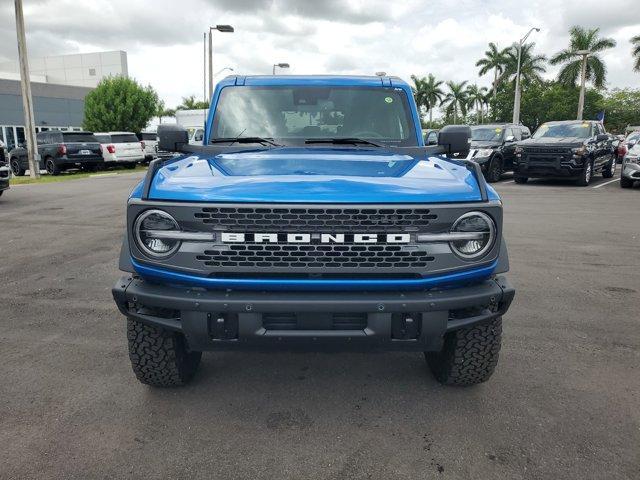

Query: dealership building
<box><xmin>0</xmin><ymin>51</ymin><xmax>127</xmax><ymax>150</ymax></box>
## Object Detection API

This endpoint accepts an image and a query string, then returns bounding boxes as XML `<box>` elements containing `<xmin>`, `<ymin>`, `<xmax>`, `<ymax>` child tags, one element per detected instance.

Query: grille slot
<box><xmin>196</xmin><ymin>243</ymin><xmax>435</xmax><ymax>270</ymax></box>
<box><xmin>194</xmin><ymin>207</ymin><xmax>437</xmax><ymax>232</ymax></box>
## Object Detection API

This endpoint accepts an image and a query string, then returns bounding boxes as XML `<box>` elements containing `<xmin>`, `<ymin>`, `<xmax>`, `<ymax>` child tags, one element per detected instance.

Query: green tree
<box><xmin>475</xmin><ymin>42</ymin><xmax>509</xmax><ymax>102</ymax></box>
<box><xmin>176</xmin><ymin>95</ymin><xmax>209</xmax><ymax>110</ymax></box>
<box><xmin>631</xmin><ymin>35</ymin><xmax>640</xmax><ymax>71</ymax></box>
<box><xmin>600</xmin><ymin>89</ymin><xmax>640</xmax><ymax>133</ymax></box>
<box><xmin>501</xmin><ymin>42</ymin><xmax>547</xmax><ymax>85</ymax></box>
<box><xmin>155</xmin><ymin>100</ymin><xmax>176</xmax><ymax>124</ymax></box>
<box><xmin>550</xmin><ymin>27</ymin><xmax>616</xmax><ymax>120</ymax></box>
<box><xmin>411</xmin><ymin>74</ymin><xmax>445</xmax><ymax>126</ymax></box>
<box><xmin>551</xmin><ymin>27</ymin><xmax>616</xmax><ymax>88</ymax></box>
<box><xmin>442</xmin><ymin>81</ymin><xmax>468</xmax><ymax>123</ymax></box>
<box><xmin>466</xmin><ymin>84</ymin><xmax>488</xmax><ymax>124</ymax></box>
<box><xmin>493</xmin><ymin>81</ymin><xmax>604</xmax><ymax>130</ymax></box>
<box><xmin>83</xmin><ymin>76</ymin><xmax>159</xmax><ymax>132</ymax></box>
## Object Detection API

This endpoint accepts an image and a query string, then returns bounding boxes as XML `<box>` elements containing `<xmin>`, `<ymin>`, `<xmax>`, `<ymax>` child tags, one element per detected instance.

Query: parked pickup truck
<box><xmin>9</xmin><ymin>131</ymin><xmax>103</xmax><ymax>176</ymax></box>
<box><xmin>467</xmin><ymin>123</ymin><xmax>531</xmax><ymax>182</ymax></box>
<box><xmin>513</xmin><ymin>120</ymin><xmax>615</xmax><ymax>186</ymax></box>
<box><xmin>112</xmin><ymin>75</ymin><xmax>515</xmax><ymax>388</ymax></box>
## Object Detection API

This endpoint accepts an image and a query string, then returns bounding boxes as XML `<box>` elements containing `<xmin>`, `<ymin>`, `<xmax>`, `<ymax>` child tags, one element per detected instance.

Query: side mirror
<box><xmin>504</xmin><ymin>135</ymin><xmax>515</xmax><ymax>143</ymax></box>
<box><xmin>438</xmin><ymin>125</ymin><xmax>471</xmax><ymax>157</ymax></box>
<box><xmin>157</xmin><ymin>124</ymin><xmax>189</xmax><ymax>152</ymax></box>
<box><xmin>596</xmin><ymin>134</ymin><xmax>609</xmax><ymax>142</ymax></box>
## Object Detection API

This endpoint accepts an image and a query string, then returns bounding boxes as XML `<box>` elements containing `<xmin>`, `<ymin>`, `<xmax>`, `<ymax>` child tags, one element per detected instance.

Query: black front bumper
<box><xmin>112</xmin><ymin>276</ymin><xmax>515</xmax><ymax>352</ymax></box>
<box><xmin>515</xmin><ymin>153</ymin><xmax>584</xmax><ymax>178</ymax></box>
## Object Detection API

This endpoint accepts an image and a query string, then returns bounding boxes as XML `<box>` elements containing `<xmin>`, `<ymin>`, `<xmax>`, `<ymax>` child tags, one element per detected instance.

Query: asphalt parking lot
<box><xmin>0</xmin><ymin>172</ymin><xmax>638</xmax><ymax>479</ymax></box>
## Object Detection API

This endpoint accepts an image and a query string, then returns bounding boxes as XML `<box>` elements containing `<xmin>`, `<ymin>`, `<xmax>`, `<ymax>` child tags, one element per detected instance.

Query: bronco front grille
<box><xmin>196</xmin><ymin>243</ymin><xmax>435</xmax><ymax>270</ymax></box>
<box><xmin>524</xmin><ymin>147</ymin><xmax>570</xmax><ymax>154</ymax></box>
<box><xmin>194</xmin><ymin>207</ymin><xmax>438</xmax><ymax>232</ymax></box>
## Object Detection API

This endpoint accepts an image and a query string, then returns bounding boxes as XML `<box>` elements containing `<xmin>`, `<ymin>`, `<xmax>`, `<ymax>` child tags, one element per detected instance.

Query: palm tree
<box><xmin>155</xmin><ymin>100</ymin><xmax>176</xmax><ymax>124</ymax></box>
<box><xmin>466</xmin><ymin>84</ymin><xmax>488</xmax><ymax>123</ymax></box>
<box><xmin>501</xmin><ymin>42</ymin><xmax>547</xmax><ymax>85</ymax></box>
<box><xmin>633</xmin><ymin>35</ymin><xmax>640</xmax><ymax>71</ymax></box>
<box><xmin>443</xmin><ymin>81</ymin><xmax>468</xmax><ymax>123</ymax></box>
<box><xmin>176</xmin><ymin>95</ymin><xmax>209</xmax><ymax>110</ymax></box>
<box><xmin>550</xmin><ymin>26</ymin><xmax>616</xmax><ymax>119</ymax></box>
<box><xmin>411</xmin><ymin>74</ymin><xmax>445</xmax><ymax>126</ymax></box>
<box><xmin>476</xmin><ymin>42</ymin><xmax>509</xmax><ymax>102</ymax></box>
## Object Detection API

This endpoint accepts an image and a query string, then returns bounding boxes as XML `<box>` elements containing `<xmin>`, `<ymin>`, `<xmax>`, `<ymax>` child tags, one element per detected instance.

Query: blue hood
<box><xmin>143</xmin><ymin>147</ymin><xmax>492</xmax><ymax>203</ymax></box>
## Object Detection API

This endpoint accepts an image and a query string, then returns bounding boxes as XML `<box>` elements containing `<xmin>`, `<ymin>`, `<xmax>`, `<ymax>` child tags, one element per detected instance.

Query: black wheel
<box><xmin>10</xmin><ymin>159</ymin><xmax>25</xmax><ymax>176</ymax></box>
<box><xmin>485</xmin><ymin>157</ymin><xmax>503</xmax><ymax>183</ymax></box>
<box><xmin>514</xmin><ymin>176</ymin><xmax>528</xmax><ymax>184</ymax></box>
<box><xmin>620</xmin><ymin>175</ymin><xmax>634</xmax><ymax>188</ymax></box>
<box><xmin>602</xmin><ymin>157</ymin><xmax>616</xmax><ymax>178</ymax></box>
<box><xmin>45</xmin><ymin>158</ymin><xmax>60</xmax><ymax>176</ymax></box>
<box><xmin>426</xmin><ymin>317</ymin><xmax>502</xmax><ymax>386</ymax></box>
<box><xmin>127</xmin><ymin>318</ymin><xmax>202</xmax><ymax>387</ymax></box>
<box><xmin>575</xmin><ymin>160</ymin><xmax>593</xmax><ymax>186</ymax></box>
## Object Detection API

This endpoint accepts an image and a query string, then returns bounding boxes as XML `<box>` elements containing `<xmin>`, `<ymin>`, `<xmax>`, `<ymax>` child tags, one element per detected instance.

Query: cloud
<box><xmin>0</xmin><ymin>0</ymin><xmax>638</xmax><ymax>107</ymax></box>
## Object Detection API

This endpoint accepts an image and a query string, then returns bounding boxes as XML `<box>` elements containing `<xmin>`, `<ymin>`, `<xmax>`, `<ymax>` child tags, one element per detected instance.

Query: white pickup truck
<box><xmin>94</xmin><ymin>132</ymin><xmax>145</xmax><ymax>168</ymax></box>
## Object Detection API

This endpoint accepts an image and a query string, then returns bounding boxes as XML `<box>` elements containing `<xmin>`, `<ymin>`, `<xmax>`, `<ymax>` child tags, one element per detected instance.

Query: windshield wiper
<box><xmin>304</xmin><ymin>137</ymin><xmax>384</xmax><ymax>147</ymax></box>
<box><xmin>209</xmin><ymin>137</ymin><xmax>282</xmax><ymax>147</ymax></box>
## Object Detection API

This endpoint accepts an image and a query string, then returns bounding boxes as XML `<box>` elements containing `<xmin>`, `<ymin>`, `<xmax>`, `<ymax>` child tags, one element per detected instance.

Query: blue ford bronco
<box><xmin>112</xmin><ymin>75</ymin><xmax>514</xmax><ymax>387</ymax></box>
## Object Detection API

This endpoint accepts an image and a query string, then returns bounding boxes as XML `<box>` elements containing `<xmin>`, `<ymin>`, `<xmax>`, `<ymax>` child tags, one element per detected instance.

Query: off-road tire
<box><xmin>485</xmin><ymin>157</ymin><xmax>503</xmax><ymax>183</ymax></box>
<box><xmin>602</xmin><ymin>157</ymin><xmax>615</xmax><ymax>178</ymax></box>
<box><xmin>514</xmin><ymin>176</ymin><xmax>528</xmax><ymax>184</ymax></box>
<box><xmin>620</xmin><ymin>175</ymin><xmax>634</xmax><ymax>188</ymax></box>
<box><xmin>426</xmin><ymin>317</ymin><xmax>502</xmax><ymax>386</ymax></box>
<box><xmin>45</xmin><ymin>157</ymin><xmax>60</xmax><ymax>176</ymax></box>
<box><xmin>127</xmin><ymin>318</ymin><xmax>202</xmax><ymax>387</ymax></box>
<box><xmin>10</xmin><ymin>159</ymin><xmax>25</xmax><ymax>176</ymax></box>
<box><xmin>576</xmin><ymin>159</ymin><xmax>593</xmax><ymax>186</ymax></box>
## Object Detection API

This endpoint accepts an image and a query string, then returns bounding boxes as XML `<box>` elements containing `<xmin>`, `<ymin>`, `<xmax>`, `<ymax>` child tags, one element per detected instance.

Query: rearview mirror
<box><xmin>438</xmin><ymin>125</ymin><xmax>471</xmax><ymax>157</ymax></box>
<box><xmin>157</xmin><ymin>124</ymin><xmax>189</xmax><ymax>152</ymax></box>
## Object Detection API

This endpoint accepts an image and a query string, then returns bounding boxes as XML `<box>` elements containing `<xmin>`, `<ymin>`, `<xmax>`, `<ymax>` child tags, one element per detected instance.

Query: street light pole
<box><xmin>512</xmin><ymin>27</ymin><xmax>540</xmax><ymax>125</ymax></box>
<box><xmin>576</xmin><ymin>50</ymin><xmax>591</xmax><ymax>120</ymax></box>
<box><xmin>272</xmin><ymin>63</ymin><xmax>290</xmax><ymax>75</ymax></box>
<box><xmin>14</xmin><ymin>0</ymin><xmax>40</xmax><ymax>179</ymax></box>
<box><xmin>208</xmin><ymin>25</ymin><xmax>234</xmax><ymax>102</ymax></box>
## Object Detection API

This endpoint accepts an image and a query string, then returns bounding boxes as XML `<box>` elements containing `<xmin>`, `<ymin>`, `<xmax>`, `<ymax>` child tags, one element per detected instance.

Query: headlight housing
<box><xmin>449</xmin><ymin>211</ymin><xmax>496</xmax><ymax>259</ymax></box>
<box><xmin>514</xmin><ymin>146</ymin><xmax>523</xmax><ymax>155</ymax></box>
<box><xmin>625</xmin><ymin>156</ymin><xmax>639</xmax><ymax>164</ymax></box>
<box><xmin>572</xmin><ymin>146</ymin><xmax>586</xmax><ymax>156</ymax></box>
<box><xmin>134</xmin><ymin>209</ymin><xmax>181</xmax><ymax>258</ymax></box>
<box><xmin>475</xmin><ymin>148</ymin><xmax>493</xmax><ymax>158</ymax></box>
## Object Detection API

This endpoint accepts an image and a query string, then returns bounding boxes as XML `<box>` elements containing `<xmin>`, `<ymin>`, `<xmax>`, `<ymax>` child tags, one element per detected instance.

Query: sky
<box><xmin>0</xmin><ymin>0</ymin><xmax>639</xmax><ymax>108</ymax></box>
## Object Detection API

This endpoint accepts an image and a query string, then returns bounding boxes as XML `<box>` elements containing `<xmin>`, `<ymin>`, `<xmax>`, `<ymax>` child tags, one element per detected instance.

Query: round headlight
<box><xmin>449</xmin><ymin>211</ymin><xmax>496</xmax><ymax>259</ymax></box>
<box><xmin>134</xmin><ymin>209</ymin><xmax>180</xmax><ymax>258</ymax></box>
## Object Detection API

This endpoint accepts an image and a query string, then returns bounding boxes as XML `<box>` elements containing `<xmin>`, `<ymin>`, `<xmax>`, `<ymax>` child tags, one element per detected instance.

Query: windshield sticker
<box><xmin>385</xmin><ymin>97</ymin><xmax>393</xmax><ymax>104</ymax></box>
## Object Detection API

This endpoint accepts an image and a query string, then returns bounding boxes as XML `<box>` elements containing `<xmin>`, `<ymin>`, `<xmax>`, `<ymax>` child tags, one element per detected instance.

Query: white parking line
<box><xmin>592</xmin><ymin>178</ymin><xmax>619</xmax><ymax>189</ymax></box>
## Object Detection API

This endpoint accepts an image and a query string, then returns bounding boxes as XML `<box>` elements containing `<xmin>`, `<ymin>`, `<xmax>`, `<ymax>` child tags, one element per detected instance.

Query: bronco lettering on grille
<box><xmin>221</xmin><ymin>233</ymin><xmax>411</xmax><ymax>244</ymax></box>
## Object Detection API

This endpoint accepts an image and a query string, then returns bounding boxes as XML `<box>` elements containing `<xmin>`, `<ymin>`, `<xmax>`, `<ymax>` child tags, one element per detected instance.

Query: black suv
<box><xmin>9</xmin><ymin>131</ymin><xmax>103</xmax><ymax>176</ymax></box>
<box><xmin>467</xmin><ymin>124</ymin><xmax>531</xmax><ymax>182</ymax></box>
<box><xmin>513</xmin><ymin>120</ymin><xmax>615</xmax><ymax>186</ymax></box>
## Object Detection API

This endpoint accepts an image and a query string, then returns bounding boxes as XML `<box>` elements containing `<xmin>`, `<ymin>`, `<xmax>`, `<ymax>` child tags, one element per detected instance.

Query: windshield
<box><xmin>533</xmin><ymin>123</ymin><xmax>592</xmax><ymax>139</ymax></box>
<box><xmin>211</xmin><ymin>86</ymin><xmax>417</xmax><ymax>146</ymax></box>
<box><xmin>471</xmin><ymin>126</ymin><xmax>504</xmax><ymax>142</ymax></box>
